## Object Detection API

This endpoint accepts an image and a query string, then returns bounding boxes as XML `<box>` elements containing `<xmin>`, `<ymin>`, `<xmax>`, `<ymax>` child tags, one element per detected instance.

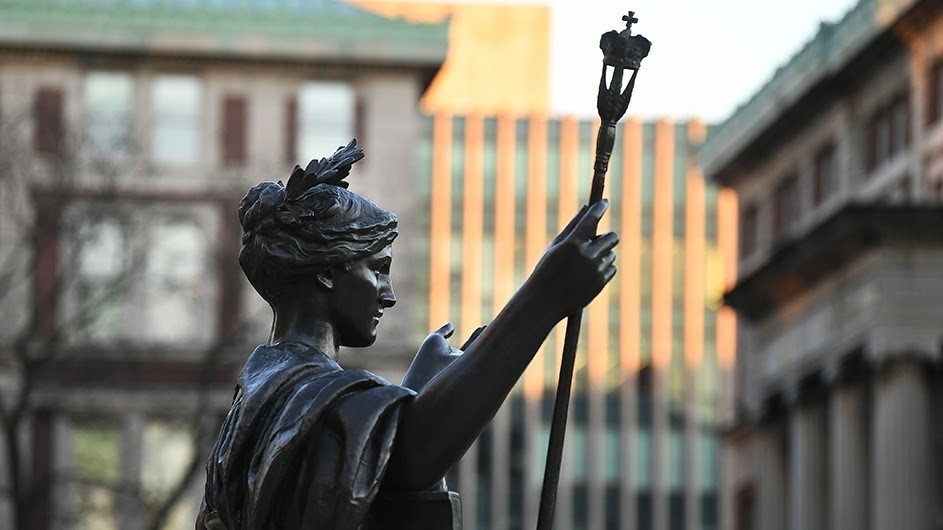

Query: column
<box><xmin>871</xmin><ymin>360</ymin><xmax>933</xmax><ymax>530</ymax></box>
<box><xmin>755</xmin><ymin>424</ymin><xmax>787</xmax><ymax>530</ymax></box>
<box><xmin>828</xmin><ymin>383</ymin><xmax>868</xmax><ymax>530</ymax></box>
<box><xmin>118</xmin><ymin>412</ymin><xmax>145</xmax><ymax>530</ymax></box>
<box><xmin>52</xmin><ymin>415</ymin><xmax>73</xmax><ymax>530</ymax></box>
<box><xmin>788</xmin><ymin>401</ymin><xmax>826</xmax><ymax>530</ymax></box>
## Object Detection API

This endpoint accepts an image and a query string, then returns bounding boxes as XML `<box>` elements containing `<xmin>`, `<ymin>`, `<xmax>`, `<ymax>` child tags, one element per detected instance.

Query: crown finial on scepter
<box><xmin>622</xmin><ymin>10</ymin><xmax>638</xmax><ymax>33</ymax></box>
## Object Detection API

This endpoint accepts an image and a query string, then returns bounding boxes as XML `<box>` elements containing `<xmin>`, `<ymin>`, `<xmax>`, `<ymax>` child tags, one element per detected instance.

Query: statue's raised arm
<box><xmin>197</xmin><ymin>140</ymin><xmax>617</xmax><ymax>530</ymax></box>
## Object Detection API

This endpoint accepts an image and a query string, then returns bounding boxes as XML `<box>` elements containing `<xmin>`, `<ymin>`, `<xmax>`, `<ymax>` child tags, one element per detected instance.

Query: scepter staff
<box><xmin>536</xmin><ymin>11</ymin><xmax>650</xmax><ymax>529</ymax></box>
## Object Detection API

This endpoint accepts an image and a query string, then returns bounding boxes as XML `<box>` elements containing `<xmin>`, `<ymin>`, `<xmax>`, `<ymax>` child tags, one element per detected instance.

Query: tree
<box><xmin>0</xmin><ymin>105</ymin><xmax>261</xmax><ymax>530</ymax></box>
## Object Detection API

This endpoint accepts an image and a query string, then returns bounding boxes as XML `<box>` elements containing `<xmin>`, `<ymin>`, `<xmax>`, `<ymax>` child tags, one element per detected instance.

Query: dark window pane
<box><xmin>773</xmin><ymin>175</ymin><xmax>797</xmax><ymax>238</ymax></box>
<box><xmin>735</xmin><ymin>484</ymin><xmax>754</xmax><ymax>530</ymax></box>
<box><xmin>930</xmin><ymin>61</ymin><xmax>943</xmax><ymax>125</ymax></box>
<box><xmin>637</xmin><ymin>491</ymin><xmax>652</xmax><ymax>530</ymax></box>
<box><xmin>740</xmin><ymin>204</ymin><xmax>757</xmax><ymax>258</ymax></box>
<box><xmin>605</xmin><ymin>485</ymin><xmax>620</xmax><ymax>530</ymax></box>
<box><xmin>890</xmin><ymin>94</ymin><xmax>909</xmax><ymax>154</ymax></box>
<box><xmin>669</xmin><ymin>492</ymin><xmax>684</xmax><ymax>530</ymax></box>
<box><xmin>813</xmin><ymin>144</ymin><xmax>836</xmax><ymax>206</ymax></box>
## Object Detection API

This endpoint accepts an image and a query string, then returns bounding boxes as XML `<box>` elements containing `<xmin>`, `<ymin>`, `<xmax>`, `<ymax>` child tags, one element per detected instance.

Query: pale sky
<box><xmin>533</xmin><ymin>0</ymin><xmax>859</xmax><ymax>122</ymax></box>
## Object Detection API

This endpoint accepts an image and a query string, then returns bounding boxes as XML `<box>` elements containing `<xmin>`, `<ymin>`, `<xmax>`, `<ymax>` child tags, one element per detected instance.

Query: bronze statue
<box><xmin>195</xmin><ymin>139</ymin><xmax>618</xmax><ymax>529</ymax></box>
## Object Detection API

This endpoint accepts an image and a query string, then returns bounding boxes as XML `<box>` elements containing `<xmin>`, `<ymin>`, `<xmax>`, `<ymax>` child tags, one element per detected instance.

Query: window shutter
<box><xmin>285</xmin><ymin>96</ymin><xmax>297</xmax><ymax>164</ymax></box>
<box><xmin>354</xmin><ymin>95</ymin><xmax>366</xmax><ymax>145</ymax></box>
<box><xmin>34</xmin><ymin>87</ymin><xmax>63</xmax><ymax>155</ymax></box>
<box><xmin>221</xmin><ymin>95</ymin><xmax>247</xmax><ymax>165</ymax></box>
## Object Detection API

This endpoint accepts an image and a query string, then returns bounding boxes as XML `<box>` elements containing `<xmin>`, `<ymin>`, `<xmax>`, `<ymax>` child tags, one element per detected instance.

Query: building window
<box><xmin>71</xmin><ymin>418</ymin><xmax>121</xmax><ymax>529</ymax></box>
<box><xmin>34</xmin><ymin>86</ymin><xmax>63</xmax><ymax>155</ymax></box>
<box><xmin>734</xmin><ymin>482</ymin><xmax>756</xmax><ymax>530</ymax></box>
<box><xmin>85</xmin><ymin>72</ymin><xmax>133</xmax><ymax>156</ymax></box>
<box><xmin>295</xmin><ymin>81</ymin><xmax>355</xmax><ymax>161</ymax></box>
<box><xmin>141</xmin><ymin>420</ymin><xmax>198</xmax><ymax>527</ymax></box>
<box><xmin>772</xmin><ymin>174</ymin><xmax>798</xmax><ymax>239</ymax></box>
<box><xmin>813</xmin><ymin>143</ymin><xmax>837</xmax><ymax>206</ymax></box>
<box><xmin>75</xmin><ymin>219</ymin><xmax>128</xmax><ymax>342</ymax></box>
<box><xmin>928</xmin><ymin>60</ymin><xmax>943</xmax><ymax>125</ymax></box>
<box><xmin>740</xmin><ymin>204</ymin><xmax>757</xmax><ymax>259</ymax></box>
<box><xmin>152</xmin><ymin>75</ymin><xmax>200</xmax><ymax>164</ymax></box>
<box><xmin>220</xmin><ymin>94</ymin><xmax>247</xmax><ymax>166</ymax></box>
<box><xmin>866</xmin><ymin>92</ymin><xmax>909</xmax><ymax>172</ymax></box>
<box><xmin>143</xmin><ymin>218</ymin><xmax>211</xmax><ymax>343</ymax></box>
<box><xmin>890</xmin><ymin>94</ymin><xmax>909</xmax><ymax>154</ymax></box>
<box><xmin>68</xmin><ymin>417</ymin><xmax>198</xmax><ymax>529</ymax></box>
<box><xmin>66</xmin><ymin>205</ymin><xmax>215</xmax><ymax>345</ymax></box>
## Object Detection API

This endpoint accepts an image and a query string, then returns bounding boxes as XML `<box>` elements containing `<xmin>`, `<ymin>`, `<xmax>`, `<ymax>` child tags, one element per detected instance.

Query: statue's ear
<box><xmin>315</xmin><ymin>270</ymin><xmax>333</xmax><ymax>290</ymax></box>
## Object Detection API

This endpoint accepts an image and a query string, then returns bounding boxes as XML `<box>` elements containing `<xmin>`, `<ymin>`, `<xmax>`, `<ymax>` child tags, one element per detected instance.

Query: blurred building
<box><xmin>351</xmin><ymin>1</ymin><xmax>552</xmax><ymax>115</ymax></box>
<box><xmin>358</xmin><ymin>4</ymin><xmax>739</xmax><ymax>529</ymax></box>
<box><xmin>700</xmin><ymin>0</ymin><xmax>943</xmax><ymax>528</ymax></box>
<box><xmin>418</xmin><ymin>114</ymin><xmax>736</xmax><ymax>530</ymax></box>
<box><xmin>0</xmin><ymin>2</ymin><xmax>739</xmax><ymax>530</ymax></box>
<box><xmin>0</xmin><ymin>1</ymin><xmax>445</xmax><ymax>528</ymax></box>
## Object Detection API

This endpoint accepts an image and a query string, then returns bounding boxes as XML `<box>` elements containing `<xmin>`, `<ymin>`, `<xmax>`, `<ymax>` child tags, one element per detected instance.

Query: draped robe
<box><xmin>197</xmin><ymin>342</ymin><xmax>415</xmax><ymax>530</ymax></box>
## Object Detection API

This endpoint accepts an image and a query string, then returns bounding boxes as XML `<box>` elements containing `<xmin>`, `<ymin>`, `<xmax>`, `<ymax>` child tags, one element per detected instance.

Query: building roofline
<box><xmin>0</xmin><ymin>0</ymin><xmax>449</xmax><ymax>69</ymax></box>
<box><xmin>699</xmin><ymin>0</ymin><xmax>918</xmax><ymax>184</ymax></box>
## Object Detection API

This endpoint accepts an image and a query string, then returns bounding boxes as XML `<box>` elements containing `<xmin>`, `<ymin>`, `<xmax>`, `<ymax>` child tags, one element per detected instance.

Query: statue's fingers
<box><xmin>460</xmin><ymin>325</ymin><xmax>487</xmax><ymax>350</ymax></box>
<box><xmin>598</xmin><ymin>250</ymin><xmax>617</xmax><ymax>272</ymax></box>
<box><xmin>588</xmin><ymin>231</ymin><xmax>619</xmax><ymax>258</ymax></box>
<box><xmin>571</xmin><ymin>199</ymin><xmax>609</xmax><ymax>240</ymax></box>
<box><xmin>434</xmin><ymin>321</ymin><xmax>455</xmax><ymax>339</ymax></box>
<box><xmin>602</xmin><ymin>264</ymin><xmax>617</xmax><ymax>284</ymax></box>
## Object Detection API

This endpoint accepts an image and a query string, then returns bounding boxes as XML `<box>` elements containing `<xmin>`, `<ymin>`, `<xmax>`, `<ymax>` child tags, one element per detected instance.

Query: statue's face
<box><xmin>330</xmin><ymin>245</ymin><xmax>396</xmax><ymax>347</ymax></box>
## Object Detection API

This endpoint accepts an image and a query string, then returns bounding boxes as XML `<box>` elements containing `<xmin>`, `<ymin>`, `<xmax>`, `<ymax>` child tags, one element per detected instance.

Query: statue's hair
<box><xmin>238</xmin><ymin>140</ymin><xmax>398</xmax><ymax>305</ymax></box>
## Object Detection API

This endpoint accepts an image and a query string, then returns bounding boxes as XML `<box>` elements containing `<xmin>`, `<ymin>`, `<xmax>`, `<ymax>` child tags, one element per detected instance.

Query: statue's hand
<box><xmin>402</xmin><ymin>322</ymin><xmax>486</xmax><ymax>391</ymax></box>
<box><xmin>529</xmin><ymin>199</ymin><xmax>618</xmax><ymax>318</ymax></box>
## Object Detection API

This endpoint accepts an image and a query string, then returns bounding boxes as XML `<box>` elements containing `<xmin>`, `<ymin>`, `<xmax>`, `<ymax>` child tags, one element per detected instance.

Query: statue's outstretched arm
<box><xmin>384</xmin><ymin>200</ymin><xmax>618</xmax><ymax>491</ymax></box>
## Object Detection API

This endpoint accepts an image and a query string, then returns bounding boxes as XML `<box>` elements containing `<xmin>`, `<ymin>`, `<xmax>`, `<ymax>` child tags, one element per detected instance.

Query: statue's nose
<box><xmin>379</xmin><ymin>286</ymin><xmax>396</xmax><ymax>308</ymax></box>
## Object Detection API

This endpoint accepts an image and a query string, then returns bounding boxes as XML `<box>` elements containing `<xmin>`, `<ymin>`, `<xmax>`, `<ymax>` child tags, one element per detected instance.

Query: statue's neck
<box><xmin>271</xmin><ymin>307</ymin><xmax>339</xmax><ymax>360</ymax></box>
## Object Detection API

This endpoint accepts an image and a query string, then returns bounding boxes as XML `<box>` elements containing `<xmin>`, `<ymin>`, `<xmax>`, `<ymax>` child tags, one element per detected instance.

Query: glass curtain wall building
<box><xmin>417</xmin><ymin>114</ymin><xmax>738</xmax><ymax>530</ymax></box>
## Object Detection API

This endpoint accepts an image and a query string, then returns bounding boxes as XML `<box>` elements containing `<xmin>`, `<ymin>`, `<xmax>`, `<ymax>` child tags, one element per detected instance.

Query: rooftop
<box><xmin>0</xmin><ymin>0</ymin><xmax>449</xmax><ymax>67</ymax></box>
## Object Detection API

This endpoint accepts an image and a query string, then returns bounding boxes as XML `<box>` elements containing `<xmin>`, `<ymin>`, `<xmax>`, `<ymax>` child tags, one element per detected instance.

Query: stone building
<box><xmin>700</xmin><ymin>0</ymin><xmax>943</xmax><ymax>528</ymax></box>
<box><xmin>0</xmin><ymin>1</ymin><xmax>445</xmax><ymax>528</ymax></box>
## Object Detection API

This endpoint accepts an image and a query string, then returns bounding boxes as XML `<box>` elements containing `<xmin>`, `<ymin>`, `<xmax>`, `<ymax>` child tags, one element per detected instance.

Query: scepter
<box><xmin>536</xmin><ymin>11</ymin><xmax>650</xmax><ymax>529</ymax></box>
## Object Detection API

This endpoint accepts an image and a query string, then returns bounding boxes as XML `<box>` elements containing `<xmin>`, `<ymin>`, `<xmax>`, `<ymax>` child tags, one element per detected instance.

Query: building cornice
<box><xmin>725</xmin><ymin>204</ymin><xmax>943</xmax><ymax>321</ymax></box>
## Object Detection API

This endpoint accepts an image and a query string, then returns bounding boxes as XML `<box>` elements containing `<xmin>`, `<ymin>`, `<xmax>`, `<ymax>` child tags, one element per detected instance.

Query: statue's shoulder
<box><xmin>238</xmin><ymin>343</ymin><xmax>407</xmax><ymax>398</ymax></box>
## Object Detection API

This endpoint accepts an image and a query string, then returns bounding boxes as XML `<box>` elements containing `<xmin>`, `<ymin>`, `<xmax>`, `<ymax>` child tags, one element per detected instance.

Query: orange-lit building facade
<box><xmin>416</xmin><ymin>114</ymin><xmax>737</xmax><ymax>530</ymax></box>
<box><xmin>352</xmin><ymin>1</ymin><xmax>552</xmax><ymax>115</ymax></box>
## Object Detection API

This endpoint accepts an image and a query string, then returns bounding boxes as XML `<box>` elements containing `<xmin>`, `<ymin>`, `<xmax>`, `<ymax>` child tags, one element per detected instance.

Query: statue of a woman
<box><xmin>196</xmin><ymin>140</ymin><xmax>617</xmax><ymax>530</ymax></box>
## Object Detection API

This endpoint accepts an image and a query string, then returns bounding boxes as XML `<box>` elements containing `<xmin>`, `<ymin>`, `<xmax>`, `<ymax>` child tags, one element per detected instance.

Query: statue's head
<box><xmin>237</xmin><ymin>140</ymin><xmax>398</xmax><ymax>313</ymax></box>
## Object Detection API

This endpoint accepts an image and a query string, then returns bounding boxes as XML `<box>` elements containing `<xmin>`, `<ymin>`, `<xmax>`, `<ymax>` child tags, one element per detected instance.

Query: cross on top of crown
<box><xmin>622</xmin><ymin>10</ymin><xmax>638</xmax><ymax>32</ymax></box>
